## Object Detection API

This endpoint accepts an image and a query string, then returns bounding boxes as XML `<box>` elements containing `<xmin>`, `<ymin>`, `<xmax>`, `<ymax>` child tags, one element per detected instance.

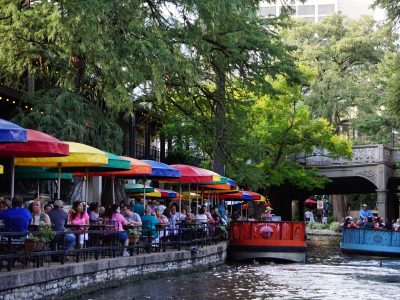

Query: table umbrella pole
<box><xmin>37</xmin><ymin>179</ymin><xmax>40</xmax><ymax>198</ymax></box>
<box><xmin>57</xmin><ymin>166</ymin><xmax>61</xmax><ymax>200</ymax></box>
<box><xmin>196</xmin><ymin>186</ymin><xmax>199</xmax><ymax>215</ymax></box>
<box><xmin>85</xmin><ymin>168</ymin><xmax>89</xmax><ymax>212</ymax></box>
<box><xmin>143</xmin><ymin>177</ymin><xmax>146</xmax><ymax>207</ymax></box>
<box><xmin>11</xmin><ymin>157</ymin><xmax>15</xmax><ymax>198</ymax></box>
<box><xmin>112</xmin><ymin>176</ymin><xmax>115</xmax><ymax>204</ymax></box>
<box><xmin>179</xmin><ymin>183</ymin><xmax>182</xmax><ymax>214</ymax></box>
<box><xmin>188</xmin><ymin>183</ymin><xmax>191</xmax><ymax>216</ymax></box>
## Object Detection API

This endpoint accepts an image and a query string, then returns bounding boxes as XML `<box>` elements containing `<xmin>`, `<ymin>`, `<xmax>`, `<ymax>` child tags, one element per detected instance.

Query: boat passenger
<box><xmin>362</xmin><ymin>217</ymin><xmax>374</xmax><ymax>229</ymax></box>
<box><xmin>359</xmin><ymin>204</ymin><xmax>372</xmax><ymax>222</ymax></box>
<box><xmin>393</xmin><ymin>218</ymin><xmax>400</xmax><ymax>231</ymax></box>
<box><xmin>261</xmin><ymin>207</ymin><xmax>273</xmax><ymax>221</ymax></box>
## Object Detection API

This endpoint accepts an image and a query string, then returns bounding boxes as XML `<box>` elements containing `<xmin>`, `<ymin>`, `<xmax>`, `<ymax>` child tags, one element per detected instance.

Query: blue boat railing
<box><xmin>342</xmin><ymin>227</ymin><xmax>400</xmax><ymax>247</ymax></box>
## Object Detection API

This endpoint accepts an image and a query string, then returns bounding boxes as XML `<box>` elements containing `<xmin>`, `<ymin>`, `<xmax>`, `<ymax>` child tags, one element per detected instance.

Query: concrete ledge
<box><xmin>0</xmin><ymin>242</ymin><xmax>227</xmax><ymax>300</ymax></box>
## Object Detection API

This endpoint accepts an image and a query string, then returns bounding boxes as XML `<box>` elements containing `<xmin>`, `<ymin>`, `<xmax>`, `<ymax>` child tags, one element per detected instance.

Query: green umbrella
<box><xmin>51</xmin><ymin>151</ymin><xmax>131</xmax><ymax>204</ymax></box>
<box><xmin>125</xmin><ymin>183</ymin><xmax>154</xmax><ymax>194</ymax></box>
<box><xmin>15</xmin><ymin>166</ymin><xmax>73</xmax><ymax>198</ymax></box>
<box><xmin>15</xmin><ymin>167</ymin><xmax>73</xmax><ymax>180</ymax></box>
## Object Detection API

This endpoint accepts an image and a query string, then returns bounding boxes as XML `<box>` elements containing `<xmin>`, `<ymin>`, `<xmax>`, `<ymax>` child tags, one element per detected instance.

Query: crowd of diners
<box><xmin>0</xmin><ymin>195</ymin><xmax>229</xmax><ymax>258</ymax></box>
<box><xmin>340</xmin><ymin>203</ymin><xmax>400</xmax><ymax>231</ymax></box>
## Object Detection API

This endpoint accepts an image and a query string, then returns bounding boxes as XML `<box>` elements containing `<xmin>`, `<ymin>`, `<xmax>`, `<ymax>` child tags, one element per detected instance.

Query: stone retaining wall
<box><xmin>0</xmin><ymin>242</ymin><xmax>227</xmax><ymax>300</ymax></box>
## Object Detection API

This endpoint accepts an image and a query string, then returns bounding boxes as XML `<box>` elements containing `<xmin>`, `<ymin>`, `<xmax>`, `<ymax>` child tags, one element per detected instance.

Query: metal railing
<box><xmin>0</xmin><ymin>223</ymin><xmax>227</xmax><ymax>272</ymax></box>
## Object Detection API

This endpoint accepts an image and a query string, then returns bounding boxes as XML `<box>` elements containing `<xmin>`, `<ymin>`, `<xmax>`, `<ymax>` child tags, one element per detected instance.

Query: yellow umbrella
<box><xmin>0</xmin><ymin>165</ymin><xmax>3</xmax><ymax>174</ymax></box>
<box><xmin>15</xmin><ymin>142</ymin><xmax>108</xmax><ymax>200</ymax></box>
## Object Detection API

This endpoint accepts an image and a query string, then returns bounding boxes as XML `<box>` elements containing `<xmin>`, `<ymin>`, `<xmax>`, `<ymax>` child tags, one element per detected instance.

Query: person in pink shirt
<box><xmin>104</xmin><ymin>204</ymin><xmax>129</xmax><ymax>257</ymax></box>
<box><xmin>68</xmin><ymin>201</ymin><xmax>90</xmax><ymax>247</ymax></box>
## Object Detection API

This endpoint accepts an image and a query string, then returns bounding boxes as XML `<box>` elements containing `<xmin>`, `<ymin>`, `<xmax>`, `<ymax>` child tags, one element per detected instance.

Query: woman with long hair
<box><xmin>104</xmin><ymin>204</ymin><xmax>130</xmax><ymax>257</ymax></box>
<box><xmin>68</xmin><ymin>201</ymin><xmax>89</xmax><ymax>247</ymax></box>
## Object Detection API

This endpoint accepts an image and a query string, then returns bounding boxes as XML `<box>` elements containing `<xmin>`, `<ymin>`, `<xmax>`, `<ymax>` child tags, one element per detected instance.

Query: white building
<box><xmin>259</xmin><ymin>0</ymin><xmax>385</xmax><ymax>22</ymax></box>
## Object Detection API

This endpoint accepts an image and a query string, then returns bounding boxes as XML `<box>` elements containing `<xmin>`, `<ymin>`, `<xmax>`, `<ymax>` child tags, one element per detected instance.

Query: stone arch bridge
<box><xmin>269</xmin><ymin>145</ymin><xmax>400</xmax><ymax>222</ymax></box>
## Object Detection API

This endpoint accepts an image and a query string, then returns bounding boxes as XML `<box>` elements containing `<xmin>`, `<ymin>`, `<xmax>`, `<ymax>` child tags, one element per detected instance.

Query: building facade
<box><xmin>259</xmin><ymin>0</ymin><xmax>384</xmax><ymax>22</ymax></box>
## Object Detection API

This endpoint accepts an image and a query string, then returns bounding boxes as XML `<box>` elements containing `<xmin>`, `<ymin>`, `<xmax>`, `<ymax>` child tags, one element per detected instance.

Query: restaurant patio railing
<box><xmin>0</xmin><ymin>223</ymin><xmax>227</xmax><ymax>272</ymax></box>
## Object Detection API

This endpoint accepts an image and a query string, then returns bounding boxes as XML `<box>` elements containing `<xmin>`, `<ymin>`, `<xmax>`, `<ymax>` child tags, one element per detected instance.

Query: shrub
<box><xmin>329</xmin><ymin>222</ymin><xmax>340</xmax><ymax>232</ymax></box>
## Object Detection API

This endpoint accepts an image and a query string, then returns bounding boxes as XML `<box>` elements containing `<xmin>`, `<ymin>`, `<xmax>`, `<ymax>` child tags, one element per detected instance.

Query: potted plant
<box><xmin>128</xmin><ymin>227</ymin><xmax>141</xmax><ymax>244</ymax></box>
<box><xmin>24</xmin><ymin>225</ymin><xmax>55</xmax><ymax>252</ymax></box>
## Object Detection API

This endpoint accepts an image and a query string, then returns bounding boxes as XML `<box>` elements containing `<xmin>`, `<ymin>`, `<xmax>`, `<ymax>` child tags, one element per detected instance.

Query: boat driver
<box><xmin>359</xmin><ymin>204</ymin><xmax>372</xmax><ymax>222</ymax></box>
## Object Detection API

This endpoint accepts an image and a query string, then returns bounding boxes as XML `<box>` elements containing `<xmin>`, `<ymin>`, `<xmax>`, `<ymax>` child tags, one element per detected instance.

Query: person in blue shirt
<box><xmin>359</xmin><ymin>204</ymin><xmax>372</xmax><ymax>222</ymax></box>
<box><xmin>141</xmin><ymin>206</ymin><xmax>159</xmax><ymax>239</ymax></box>
<box><xmin>133</xmin><ymin>198</ymin><xmax>145</xmax><ymax>216</ymax></box>
<box><xmin>0</xmin><ymin>195</ymin><xmax>31</xmax><ymax>234</ymax></box>
<box><xmin>216</xmin><ymin>199</ymin><xmax>227</xmax><ymax>221</ymax></box>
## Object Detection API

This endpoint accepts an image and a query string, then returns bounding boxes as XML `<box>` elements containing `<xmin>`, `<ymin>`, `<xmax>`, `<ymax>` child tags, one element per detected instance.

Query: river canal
<box><xmin>78</xmin><ymin>236</ymin><xmax>400</xmax><ymax>300</ymax></box>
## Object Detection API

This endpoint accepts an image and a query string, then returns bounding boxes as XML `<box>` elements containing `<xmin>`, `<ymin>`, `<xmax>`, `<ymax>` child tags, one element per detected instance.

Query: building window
<box><xmin>259</xmin><ymin>6</ymin><xmax>276</xmax><ymax>17</ymax></box>
<box><xmin>318</xmin><ymin>4</ymin><xmax>335</xmax><ymax>15</ymax></box>
<box><xmin>298</xmin><ymin>5</ymin><xmax>315</xmax><ymax>15</ymax></box>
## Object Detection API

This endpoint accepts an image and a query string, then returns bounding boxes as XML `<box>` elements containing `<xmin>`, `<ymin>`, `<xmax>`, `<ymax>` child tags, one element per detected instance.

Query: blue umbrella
<box><xmin>0</xmin><ymin>118</ymin><xmax>27</xmax><ymax>143</ymax></box>
<box><xmin>135</xmin><ymin>160</ymin><xmax>180</xmax><ymax>206</ymax></box>
<box><xmin>141</xmin><ymin>160</ymin><xmax>181</xmax><ymax>178</ymax></box>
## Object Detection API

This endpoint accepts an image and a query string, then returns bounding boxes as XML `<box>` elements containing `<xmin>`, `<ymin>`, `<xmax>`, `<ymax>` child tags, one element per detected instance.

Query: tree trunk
<box><xmin>212</xmin><ymin>67</ymin><xmax>226</xmax><ymax>176</ymax></box>
<box><xmin>331</xmin><ymin>194</ymin><xmax>346</xmax><ymax>222</ymax></box>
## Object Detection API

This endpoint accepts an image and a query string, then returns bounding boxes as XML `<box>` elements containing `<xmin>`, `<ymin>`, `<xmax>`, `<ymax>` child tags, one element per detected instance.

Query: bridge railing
<box><xmin>289</xmin><ymin>145</ymin><xmax>394</xmax><ymax>167</ymax></box>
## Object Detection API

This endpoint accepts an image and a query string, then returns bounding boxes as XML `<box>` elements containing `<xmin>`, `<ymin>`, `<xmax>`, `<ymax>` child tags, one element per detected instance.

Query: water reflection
<box><xmin>78</xmin><ymin>236</ymin><xmax>400</xmax><ymax>300</ymax></box>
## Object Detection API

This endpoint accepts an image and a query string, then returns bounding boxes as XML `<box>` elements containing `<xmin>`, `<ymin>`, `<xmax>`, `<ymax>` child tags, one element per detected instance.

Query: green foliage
<box><xmin>128</xmin><ymin>227</ymin><xmax>141</xmax><ymax>238</ymax></box>
<box><xmin>282</xmin><ymin>15</ymin><xmax>395</xmax><ymax>144</ymax></box>
<box><xmin>329</xmin><ymin>222</ymin><xmax>340</xmax><ymax>232</ymax></box>
<box><xmin>12</xmin><ymin>88</ymin><xmax>123</xmax><ymax>153</ymax></box>
<box><xmin>25</xmin><ymin>225</ymin><xmax>55</xmax><ymax>243</ymax></box>
<box><xmin>250</xmin><ymin>75</ymin><xmax>352</xmax><ymax>189</ymax></box>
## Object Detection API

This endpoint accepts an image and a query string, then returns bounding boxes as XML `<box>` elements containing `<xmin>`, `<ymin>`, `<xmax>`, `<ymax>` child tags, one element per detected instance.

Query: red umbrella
<box><xmin>0</xmin><ymin>129</ymin><xmax>69</xmax><ymax>197</ymax></box>
<box><xmin>305</xmin><ymin>199</ymin><xmax>317</xmax><ymax>205</ymax></box>
<box><xmin>166</xmin><ymin>164</ymin><xmax>221</xmax><ymax>183</ymax></box>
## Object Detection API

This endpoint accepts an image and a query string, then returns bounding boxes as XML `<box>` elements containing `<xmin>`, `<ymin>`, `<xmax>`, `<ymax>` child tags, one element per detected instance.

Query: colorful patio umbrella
<box><xmin>0</xmin><ymin>118</ymin><xmax>27</xmax><ymax>143</ymax></box>
<box><xmin>15</xmin><ymin>166</ymin><xmax>73</xmax><ymax>198</ymax></box>
<box><xmin>0</xmin><ymin>129</ymin><xmax>69</xmax><ymax>197</ymax></box>
<box><xmin>73</xmin><ymin>155</ymin><xmax>152</xmax><ymax>203</ymax></box>
<box><xmin>141</xmin><ymin>160</ymin><xmax>181</xmax><ymax>179</ymax></box>
<box><xmin>139</xmin><ymin>160</ymin><xmax>180</xmax><ymax>205</ymax></box>
<box><xmin>78</xmin><ymin>156</ymin><xmax>152</xmax><ymax>177</ymax></box>
<box><xmin>161</xmin><ymin>164</ymin><xmax>222</xmax><ymax>214</ymax></box>
<box><xmin>72</xmin><ymin>152</ymin><xmax>132</xmax><ymax>203</ymax></box>
<box><xmin>125</xmin><ymin>183</ymin><xmax>155</xmax><ymax>194</ymax></box>
<box><xmin>128</xmin><ymin>188</ymin><xmax>177</xmax><ymax>199</ymax></box>
<box><xmin>0</xmin><ymin>165</ymin><xmax>3</xmax><ymax>174</ymax></box>
<box><xmin>15</xmin><ymin>141</ymin><xmax>107</xmax><ymax>200</ymax></box>
<box><xmin>305</xmin><ymin>198</ymin><xmax>317</xmax><ymax>205</ymax></box>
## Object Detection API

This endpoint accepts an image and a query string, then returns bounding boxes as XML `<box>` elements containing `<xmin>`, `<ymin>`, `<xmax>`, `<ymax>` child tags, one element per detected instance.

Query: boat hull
<box><xmin>340</xmin><ymin>227</ymin><xmax>400</xmax><ymax>257</ymax></box>
<box><xmin>228</xmin><ymin>245</ymin><xmax>306</xmax><ymax>263</ymax></box>
<box><xmin>228</xmin><ymin>221</ymin><xmax>307</xmax><ymax>263</ymax></box>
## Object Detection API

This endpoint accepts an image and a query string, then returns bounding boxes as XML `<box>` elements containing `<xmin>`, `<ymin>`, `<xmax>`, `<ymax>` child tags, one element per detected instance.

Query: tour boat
<box><xmin>340</xmin><ymin>227</ymin><xmax>400</xmax><ymax>256</ymax></box>
<box><xmin>228</xmin><ymin>220</ymin><xmax>307</xmax><ymax>263</ymax></box>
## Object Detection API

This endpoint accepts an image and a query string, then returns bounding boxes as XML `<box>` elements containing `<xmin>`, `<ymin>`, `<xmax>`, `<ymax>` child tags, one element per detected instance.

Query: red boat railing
<box><xmin>230</xmin><ymin>221</ymin><xmax>306</xmax><ymax>247</ymax></box>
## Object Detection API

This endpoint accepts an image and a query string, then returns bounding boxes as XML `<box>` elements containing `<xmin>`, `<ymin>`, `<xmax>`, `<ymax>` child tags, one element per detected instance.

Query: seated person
<box><xmin>363</xmin><ymin>217</ymin><xmax>375</xmax><ymax>229</ymax></box>
<box><xmin>30</xmin><ymin>199</ymin><xmax>51</xmax><ymax>226</ymax></box>
<box><xmin>0</xmin><ymin>195</ymin><xmax>31</xmax><ymax>238</ymax></box>
<box><xmin>103</xmin><ymin>204</ymin><xmax>130</xmax><ymax>257</ymax></box>
<box><xmin>141</xmin><ymin>206</ymin><xmax>159</xmax><ymax>240</ymax></box>
<box><xmin>48</xmin><ymin>200</ymin><xmax>76</xmax><ymax>253</ymax></box>
<box><xmin>393</xmin><ymin>218</ymin><xmax>400</xmax><ymax>231</ymax></box>
<box><xmin>120</xmin><ymin>203</ymin><xmax>142</xmax><ymax>226</ymax></box>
